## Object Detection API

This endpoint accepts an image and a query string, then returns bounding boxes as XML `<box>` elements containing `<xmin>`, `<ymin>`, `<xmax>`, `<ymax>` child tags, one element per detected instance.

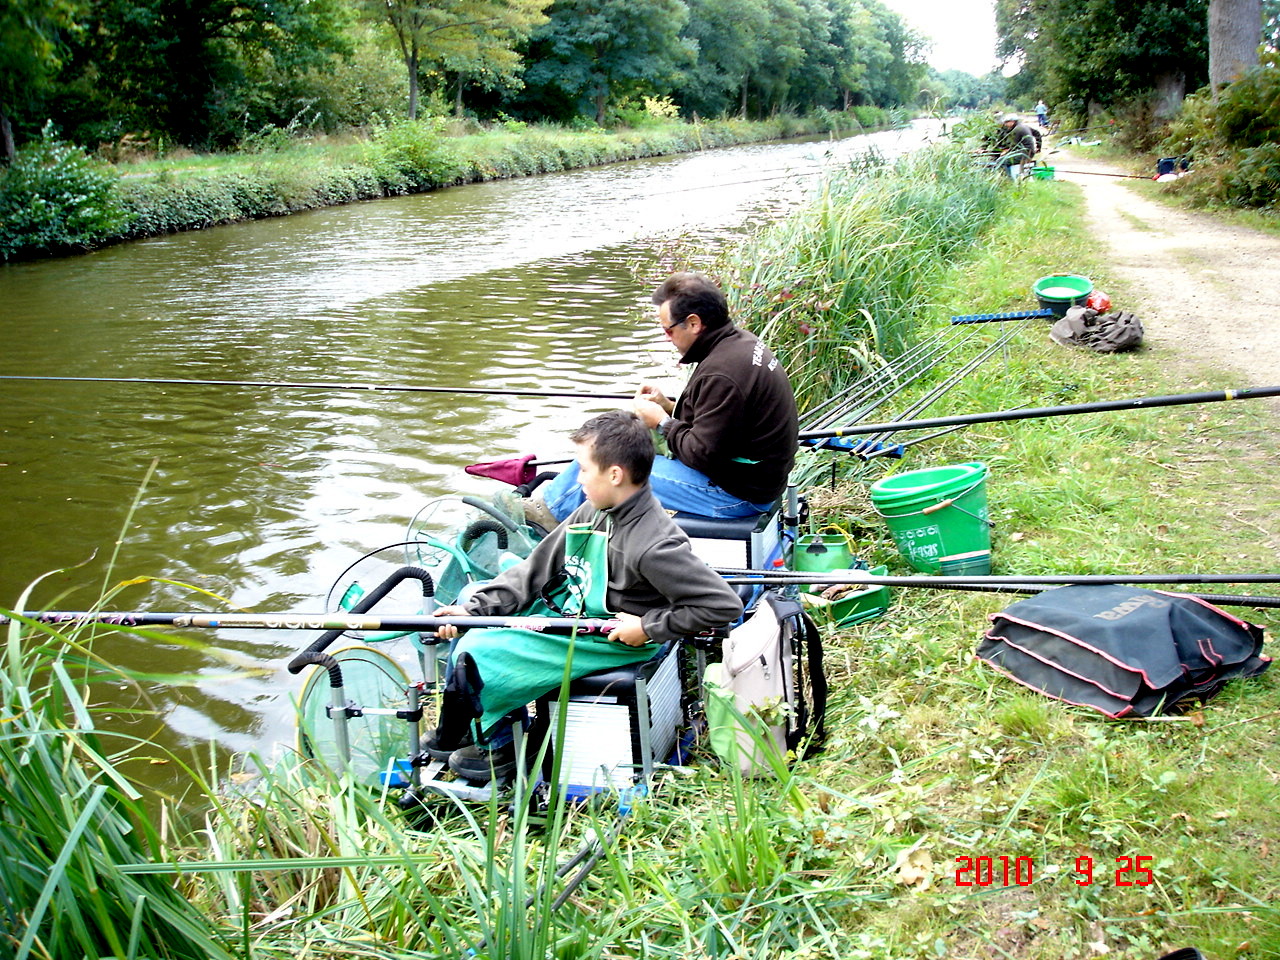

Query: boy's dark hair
<box><xmin>570</xmin><ymin>410</ymin><xmax>654</xmax><ymax>484</ymax></box>
<box><xmin>651</xmin><ymin>272</ymin><xmax>730</xmax><ymax>331</ymax></box>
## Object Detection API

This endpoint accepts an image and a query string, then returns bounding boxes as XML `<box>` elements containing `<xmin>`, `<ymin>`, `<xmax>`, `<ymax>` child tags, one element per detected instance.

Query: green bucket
<box><xmin>868</xmin><ymin>462</ymin><xmax>992</xmax><ymax>575</ymax></box>
<box><xmin>793</xmin><ymin>530</ymin><xmax>856</xmax><ymax>573</ymax></box>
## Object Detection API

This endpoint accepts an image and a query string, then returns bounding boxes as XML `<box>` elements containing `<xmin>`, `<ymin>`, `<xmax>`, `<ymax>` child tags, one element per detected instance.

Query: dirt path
<box><xmin>1048</xmin><ymin>149</ymin><xmax>1280</xmax><ymax>393</ymax></box>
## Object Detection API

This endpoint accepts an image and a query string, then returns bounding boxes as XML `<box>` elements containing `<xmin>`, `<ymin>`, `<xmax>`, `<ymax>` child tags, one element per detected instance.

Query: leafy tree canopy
<box><xmin>997</xmin><ymin>0</ymin><xmax>1210</xmax><ymax>113</ymax></box>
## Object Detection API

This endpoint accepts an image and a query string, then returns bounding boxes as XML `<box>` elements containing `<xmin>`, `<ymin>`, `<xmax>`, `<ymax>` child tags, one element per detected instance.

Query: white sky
<box><xmin>879</xmin><ymin>0</ymin><xmax>1001</xmax><ymax>76</ymax></box>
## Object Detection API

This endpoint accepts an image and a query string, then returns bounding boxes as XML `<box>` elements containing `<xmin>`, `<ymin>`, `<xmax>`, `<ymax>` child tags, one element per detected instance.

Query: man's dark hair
<box><xmin>651</xmin><ymin>272</ymin><xmax>730</xmax><ymax>331</ymax></box>
<box><xmin>570</xmin><ymin>410</ymin><xmax>654</xmax><ymax>484</ymax></box>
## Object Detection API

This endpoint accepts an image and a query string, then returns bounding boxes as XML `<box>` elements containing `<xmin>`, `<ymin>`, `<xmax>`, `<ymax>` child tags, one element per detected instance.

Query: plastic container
<box><xmin>793</xmin><ymin>531</ymin><xmax>855</xmax><ymax>573</ymax></box>
<box><xmin>802</xmin><ymin>565</ymin><xmax>891</xmax><ymax>627</ymax></box>
<box><xmin>869</xmin><ymin>462</ymin><xmax>992</xmax><ymax>575</ymax></box>
<box><xmin>1031</xmin><ymin>165</ymin><xmax>1055</xmax><ymax>180</ymax></box>
<box><xmin>1032</xmin><ymin>274</ymin><xmax>1094</xmax><ymax>316</ymax></box>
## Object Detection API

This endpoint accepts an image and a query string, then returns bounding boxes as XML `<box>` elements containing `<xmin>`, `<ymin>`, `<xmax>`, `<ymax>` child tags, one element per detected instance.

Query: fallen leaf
<box><xmin>893</xmin><ymin>846</ymin><xmax>934</xmax><ymax>887</ymax></box>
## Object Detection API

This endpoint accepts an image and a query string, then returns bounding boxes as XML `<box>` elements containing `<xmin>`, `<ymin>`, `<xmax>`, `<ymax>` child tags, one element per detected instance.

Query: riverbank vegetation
<box><xmin>0</xmin><ymin>108</ymin><xmax>899</xmax><ymax>261</ymax></box>
<box><xmin>5</xmin><ymin>142</ymin><xmax>1279</xmax><ymax>958</ymax></box>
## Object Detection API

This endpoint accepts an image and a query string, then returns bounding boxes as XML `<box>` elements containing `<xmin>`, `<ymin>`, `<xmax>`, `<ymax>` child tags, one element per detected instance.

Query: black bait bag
<box><xmin>976</xmin><ymin>584</ymin><xmax>1270</xmax><ymax>717</ymax></box>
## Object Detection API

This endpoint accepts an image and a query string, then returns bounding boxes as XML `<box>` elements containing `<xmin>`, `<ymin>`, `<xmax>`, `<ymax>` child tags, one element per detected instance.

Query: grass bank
<box><xmin>1</xmin><ymin>109</ymin><xmax>901</xmax><ymax>261</ymax></box>
<box><xmin>4</xmin><ymin>150</ymin><xmax>1278</xmax><ymax>959</ymax></box>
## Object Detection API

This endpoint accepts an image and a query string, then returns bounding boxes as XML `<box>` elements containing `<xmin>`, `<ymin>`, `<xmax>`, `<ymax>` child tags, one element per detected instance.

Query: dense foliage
<box><xmin>1</xmin><ymin>0</ymin><xmax>931</xmax><ymax>153</ymax></box>
<box><xmin>1160</xmin><ymin>54</ymin><xmax>1280</xmax><ymax>208</ymax></box>
<box><xmin>995</xmin><ymin>0</ymin><xmax>1211</xmax><ymax>118</ymax></box>
<box><xmin>0</xmin><ymin>123</ymin><xmax>126</xmax><ymax>259</ymax></box>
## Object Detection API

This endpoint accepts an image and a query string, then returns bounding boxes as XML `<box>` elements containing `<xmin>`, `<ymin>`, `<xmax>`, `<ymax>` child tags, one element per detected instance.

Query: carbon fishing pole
<box><xmin>717</xmin><ymin>568</ymin><xmax>1280</xmax><ymax>587</ymax></box>
<box><xmin>0</xmin><ymin>375</ymin><xmax>633</xmax><ymax>402</ymax></box>
<box><xmin>715</xmin><ymin>568</ymin><xmax>1280</xmax><ymax>605</ymax></box>
<box><xmin>1052</xmin><ymin>169</ymin><xmax>1156</xmax><ymax>181</ymax></box>
<box><xmin>800</xmin><ymin>325</ymin><xmax>974</xmax><ymax>431</ymax></box>
<box><xmin>798</xmin><ymin>385</ymin><xmax>1280</xmax><ymax>441</ymax></box>
<box><xmin>4</xmin><ymin>610</ymin><xmax>622</xmax><ymax>635</ymax></box>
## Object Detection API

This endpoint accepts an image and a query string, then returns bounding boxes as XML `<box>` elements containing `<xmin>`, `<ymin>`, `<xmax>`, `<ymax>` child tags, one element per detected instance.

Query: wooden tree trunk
<box><xmin>407</xmin><ymin>52</ymin><xmax>420</xmax><ymax>120</ymax></box>
<box><xmin>1</xmin><ymin>112</ymin><xmax>14</xmax><ymax>163</ymax></box>
<box><xmin>1209</xmin><ymin>0</ymin><xmax>1262</xmax><ymax>92</ymax></box>
<box><xmin>1153</xmin><ymin>71</ymin><xmax>1187</xmax><ymax>119</ymax></box>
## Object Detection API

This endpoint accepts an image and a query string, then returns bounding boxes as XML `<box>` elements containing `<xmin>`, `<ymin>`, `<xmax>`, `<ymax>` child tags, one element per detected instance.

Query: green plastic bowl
<box><xmin>1032</xmin><ymin>274</ymin><xmax>1093</xmax><ymax>316</ymax></box>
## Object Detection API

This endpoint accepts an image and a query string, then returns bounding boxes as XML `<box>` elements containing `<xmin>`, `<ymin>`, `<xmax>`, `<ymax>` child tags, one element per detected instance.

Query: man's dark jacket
<box><xmin>665</xmin><ymin>323</ymin><xmax>798</xmax><ymax>504</ymax></box>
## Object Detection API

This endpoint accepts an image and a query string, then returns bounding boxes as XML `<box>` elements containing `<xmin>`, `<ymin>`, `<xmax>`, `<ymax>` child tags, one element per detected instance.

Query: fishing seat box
<box><xmin>534</xmin><ymin>639</ymin><xmax>685</xmax><ymax>799</ymax></box>
<box><xmin>674</xmin><ymin>504</ymin><xmax>782</xmax><ymax>570</ymax></box>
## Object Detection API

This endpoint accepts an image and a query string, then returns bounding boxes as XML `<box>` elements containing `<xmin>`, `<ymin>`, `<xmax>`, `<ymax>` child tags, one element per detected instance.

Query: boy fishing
<box><xmin>423</xmin><ymin>409</ymin><xmax>743</xmax><ymax>781</ymax></box>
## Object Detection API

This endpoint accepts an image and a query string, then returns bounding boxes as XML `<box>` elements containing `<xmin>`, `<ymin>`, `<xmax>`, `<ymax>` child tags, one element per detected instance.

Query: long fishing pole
<box><xmin>718</xmin><ymin>568</ymin><xmax>1280</xmax><ymax>586</ymax></box>
<box><xmin>798</xmin><ymin>385</ymin><xmax>1280</xmax><ymax>441</ymax></box>
<box><xmin>860</xmin><ymin>322</ymin><xmax>1024</xmax><ymax>450</ymax></box>
<box><xmin>0</xmin><ymin>375</ymin><xmax>633</xmax><ymax>402</ymax></box>
<box><xmin>715</xmin><ymin>570</ymin><xmax>1280</xmax><ymax>609</ymax></box>
<box><xmin>4</xmin><ymin>610</ymin><xmax>622</xmax><ymax>634</ymax></box>
<box><xmin>1052</xmin><ymin>169</ymin><xmax>1155</xmax><ymax>181</ymax></box>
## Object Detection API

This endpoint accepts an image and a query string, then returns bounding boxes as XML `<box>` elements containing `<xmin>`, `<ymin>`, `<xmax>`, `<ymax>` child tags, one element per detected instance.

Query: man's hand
<box><xmin>634</xmin><ymin>384</ymin><xmax>674</xmax><ymax>429</ymax></box>
<box><xmin>431</xmin><ymin>604</ymin><xmax>469</xmax><ymax>640</ymax></box>
<box><xmin>633</xmin><ymin>398</ymin><xmax>667</xmax><ymax>429</ymax></box>
<box><xmin>607</xmin><ymin>612</ymin><xmax>650</xmax><ymax>647</ymax></box>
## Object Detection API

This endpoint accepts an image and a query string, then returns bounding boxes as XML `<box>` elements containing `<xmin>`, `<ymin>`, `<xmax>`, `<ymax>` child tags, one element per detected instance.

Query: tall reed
<box><xmin>720</xmin><ymin>146</ymin><xmax>1006</xmax><ymax>412</ymax></box>
<box><xmin>0</xmin><ymin>603</ymin><xmax>236</xmax><ymax>960</ymax></box>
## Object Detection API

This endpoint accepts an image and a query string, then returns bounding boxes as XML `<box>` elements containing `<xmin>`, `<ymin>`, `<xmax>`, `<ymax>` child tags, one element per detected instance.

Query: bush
<box><xmin>363</xmin><ymin>116</ymin><xmax>464</xmax><ymax>189</ymax></box>
<box><xmin>0</xmin><ymin>124</ymin><xmax>128</xmax><ymax>261</ymax></box>
<box><xmin>1161</xmin><ymin>55</ymin><xmax>1280</xmax><ymax>208</ymax></box>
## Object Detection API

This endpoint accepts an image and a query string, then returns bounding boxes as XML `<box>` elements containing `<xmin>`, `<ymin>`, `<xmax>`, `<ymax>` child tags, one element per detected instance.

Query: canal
<box><xmin>0</xmin><ymin>121</ymin><xmax>937</xmax><ymax>782</ymax></box>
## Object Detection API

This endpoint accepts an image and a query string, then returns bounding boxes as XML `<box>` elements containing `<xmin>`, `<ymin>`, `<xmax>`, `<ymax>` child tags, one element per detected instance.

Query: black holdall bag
<box><xmin>976</xmin><ymin>585</ymin><xmax>1270</xmax><ymax>717</ymax></box>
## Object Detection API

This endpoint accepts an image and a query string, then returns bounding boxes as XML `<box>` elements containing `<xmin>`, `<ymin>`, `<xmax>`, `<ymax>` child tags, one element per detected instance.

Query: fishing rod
<box><xmin>5</xmin><ymin>610</ymin><xmax>622</xmax><ymax>636</ymax></box>
<box><xmin>798</xmin><ymin>385</ymin><xmax>1280</xmax><ymax>441</ymax></box>
<box><xmin>1052</xmin><ymin>169</ymin><xmax>1155</xmax><ymax>181</ymax></box>
<box><xmin>715</xmin><ymin>569</ymin><xmax>1280</xmax><ymax>609</ymax></box>
<box><xmin>719</xmin><ymin>568</ymin><xmax>1280</xmax><ymax>587</ymax></box>
<box><xmin>0</xmin><ymin>375</ymin><xmax>633</xmax><ymax>402</ymax></box>
<box><xmin>801</xmin><ymin>325</ymin><xmax>973</xmax><ymax>430</ymax></box>
<box><xmin>858</xmin><ymin>323</ymin><xmax>1025</xmax><ymax>450</ymax></box>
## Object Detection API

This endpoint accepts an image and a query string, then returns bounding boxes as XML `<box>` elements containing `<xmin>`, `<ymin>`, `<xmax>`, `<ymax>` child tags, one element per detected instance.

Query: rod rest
<box><xmin>289</xmin><ymin>651</ymin><xmax>343</xmax><ymax>686</ymax></box>
<box><xmin>672</xmin><ymin>511</ymin><xmax>774</xmax><ymax>541</ymax></box>
<box><xmin>287</xmin><ymin>565</ymin><xmax>435</xmax><ymax>673</ymax></box>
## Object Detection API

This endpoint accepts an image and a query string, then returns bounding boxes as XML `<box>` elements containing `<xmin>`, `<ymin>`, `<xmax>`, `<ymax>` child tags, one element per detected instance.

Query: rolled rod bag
<box><xmin>976</xmin><ymin>585</ymin><xmax>1270</xmax><ymax>717</ymax></box>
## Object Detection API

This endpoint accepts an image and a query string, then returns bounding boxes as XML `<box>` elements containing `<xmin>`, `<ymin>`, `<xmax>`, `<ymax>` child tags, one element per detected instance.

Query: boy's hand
<box><xmin>608</xmin><ymin>612</ymin><xmax>649</xmax><ymax>647</ymax></box>
<box><xmin>431</xmin><ymin>605</ymin><xmax>469</xmax><ymax>640</ymax></box>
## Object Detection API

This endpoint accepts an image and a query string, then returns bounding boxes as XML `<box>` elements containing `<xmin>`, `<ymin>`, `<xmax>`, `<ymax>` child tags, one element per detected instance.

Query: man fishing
<box><xmin>530</xmin><ymin>272</ymin><xmax>798</xmax><ymax>525</ymax></box>
<box><xmin>994</xmin><ymin>114</ymin><xmax>1037</xmax><ymax>179</ymax></box>
<box><xmin>423</xmin><ymin>409</ymin><xmax>743</xmax><ymax>781</ymax></box>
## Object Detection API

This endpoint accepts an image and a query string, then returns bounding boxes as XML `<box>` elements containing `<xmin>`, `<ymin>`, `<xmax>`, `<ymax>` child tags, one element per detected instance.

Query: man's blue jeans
<box><xmin>541</xmin><ymin>457</ymin><xmax>774</xmax><ymax>521</ymax></box>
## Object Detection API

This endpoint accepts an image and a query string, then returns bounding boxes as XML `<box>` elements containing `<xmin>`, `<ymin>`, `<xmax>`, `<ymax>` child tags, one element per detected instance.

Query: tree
<box><xmin>50</xmin><ymin>0</ymin><xmax>352</xmax><ymax>148</ymax></box>
<box><xmin>676</xmin><ymin>0</ymin><xmax>770</xmax><ymax>117</ymax></box>
<box><xmin>0</xmin><ymin>0</ymin><xmax>83</xmax><ymax>160</ymax></box>
<box><xmin>1209</xmin><ymin>0</ymin><xmax>1262</xmax><ymax>91</ymax></box>
<box><xmin>525</xmin><ymin>0</ymin><xmax>692</xmax><ymax>125</ymax></box>
<box><xmin>997</xmin><ymin>0</ymin><xmax>1209</xmax><ymax>117</ymax></box>
<box><xmin>828</xmin><ymin>0</ymin><xmax>889</xmax><ymax>110</ymax></box>
<box><xmin>369</xmin><ymin>0</ymin><xmax>548</xmax><ymax>120</ymax></box>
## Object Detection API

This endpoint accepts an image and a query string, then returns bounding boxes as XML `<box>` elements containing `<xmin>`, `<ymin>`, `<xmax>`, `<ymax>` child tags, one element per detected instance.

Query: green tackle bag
<box><xmin>704</xmin><ymin>592</ymin><xmax>827</xmax><ymax>775</ymax></box>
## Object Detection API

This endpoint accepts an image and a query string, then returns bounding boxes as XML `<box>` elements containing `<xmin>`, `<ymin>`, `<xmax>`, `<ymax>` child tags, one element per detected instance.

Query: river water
<box><xmin>0</xmin><ymin>121</ymin><xmax>937</xmax><ymax>781</ymax></box>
